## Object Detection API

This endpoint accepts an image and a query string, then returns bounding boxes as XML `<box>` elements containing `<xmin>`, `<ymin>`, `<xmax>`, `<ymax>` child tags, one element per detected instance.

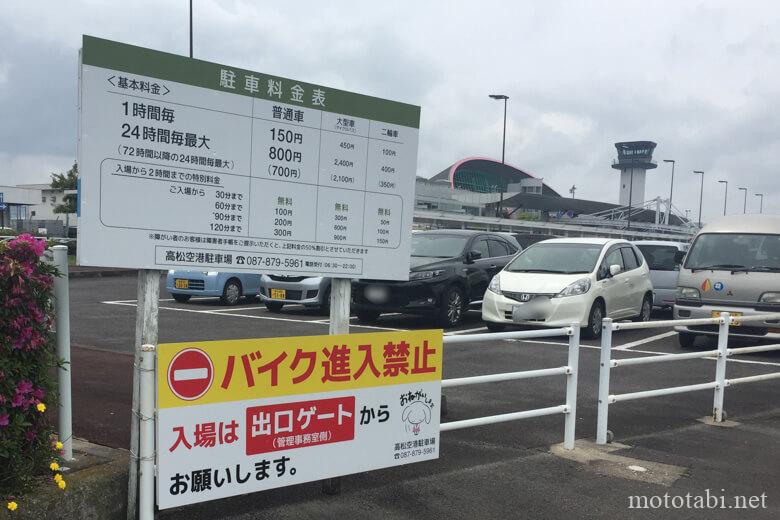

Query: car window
<box><xmin>684</xmin><ymin>233</ymin><xmax>780</xmax><ymax>272</ymax></box>
<box><xmin>505</xmin><ymin>242</ymin><xmax>602</xmax><ymax>274</ymax></box>
<box><xmin>411</xmin><ymin>234</ymin><xmax>470</xmax><ymax>258</ymax></box>
<box><xmin>472</xmin><ymin>238</ymin><xmax>491</xmax><ymax>259</ymax></box>
<box><xmin>637</xmin><ymin>245</ymin><xmax>679</xmax><ymax>271</ymax></box>
<box><xmin>621</xmin><ymin>247</ymin><xmax>639</xmax><ymax>270</ymax></box>
<box><xmin>599</xmin><ymin>248</ymin><xmax>624</xmax><ymax>279</ymax></box>
<box><xmin>488</xmin><ymin>239</ymin><xmax>510</xmax><ymax>257</ymax></box>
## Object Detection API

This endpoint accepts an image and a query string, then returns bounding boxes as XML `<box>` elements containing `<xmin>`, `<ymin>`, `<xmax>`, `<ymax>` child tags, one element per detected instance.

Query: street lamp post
<box><xmin>718</xmin><ymin>180</ymin><xmax>728</xmax><ymax>215</ymax></box>
<box><xmin>489</xmin><ymin>94</ymin><xmax>508</xmax><ymax>217</ymax></box>
<box><xmin>693</xmin><ymin>170</ymin><xmax>704</xmax><ymax>227</ymax></box>
<box><xmin>662</xmin><ymin>159</ymin><xmax>675</xmax><ymax>224</ymax></box>
<box><xmin>737</xmin><ymin>187</ymin><xmax>747</xmax><ymax>214</ymax></box>
<box><xmin>755</xmin><ymin>193</ymin><xmax>764</xmax><ymax>213</ymax></box>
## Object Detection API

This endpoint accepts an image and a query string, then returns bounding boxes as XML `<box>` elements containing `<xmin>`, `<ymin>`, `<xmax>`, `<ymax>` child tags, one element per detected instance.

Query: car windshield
<box><xmin>637</xmin><ymin>245</ymin><xmax>681</xmax><ymax>271</ymax></box>
<box><xmin>505</xmin><ymin>243</ymin><xmax>603</xmax><ymax>274</ymax></box>
<box><xmin>411</xmin><ymin>234</ymin><xmax>469</xmax><ymax>258</ymax></box>
<box><xmin>685</xmin><ymin>233</ymin><xmax>780</xmax><ymax>271</ymax></box>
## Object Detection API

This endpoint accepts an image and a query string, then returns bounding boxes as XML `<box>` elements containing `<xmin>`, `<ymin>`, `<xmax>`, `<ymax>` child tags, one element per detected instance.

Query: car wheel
<box><xmin>356</xmin><ymin>310</ymin><xmax>381</xmax><ymax>323</ymax></box>
<box><xmin>220</xmin><ymin>279</ymin><xmax>242</xmax><ymax>305</ymax></box>
<box><xmin>318</xmin><ymin>287</ymin><xmax>331</xmax><ymax>315</ymax></box>
<box><xmin>582</xmin><ymin>301</ymin><xmax>604</xmax><ymax>340</ymax></box>
<box><xmin>265</xmin><ymin>301</ymin><xmax>284</xmax><ymax>313</ymax></box>
<box><xmin>485</xmin><ymin>321</ymin><xmax>506</xmax><ymax>333</ymax></box>
<box><xmin>633</xmin><ymin>295</ymin><xmax>652</xmax><ymax>322</ymax></box>
<box><xmin>678</xmin><ymin>332</ymin><xmax>697</xmax><ymax>349</ymax></box>
<box><xmin>172</xmin><ymin>294</ymin><xmax>191</xmax><ymax>303</ymax></box>
<box><xmin>438</xmin><ymin>286</ymin><xmax>466</xmax><ymax>328</ymax></box>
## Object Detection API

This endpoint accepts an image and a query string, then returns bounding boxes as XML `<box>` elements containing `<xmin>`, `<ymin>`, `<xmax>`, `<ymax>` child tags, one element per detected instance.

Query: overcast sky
<box><xmin>1</xmin><ymin>0</ymin><xmax>778</xmax><ymax>218</ymax></box>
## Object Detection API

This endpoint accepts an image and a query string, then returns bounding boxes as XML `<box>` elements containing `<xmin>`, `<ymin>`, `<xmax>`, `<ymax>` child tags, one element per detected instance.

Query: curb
<box><xmin>0</xmin><ymin>439</ymin><xmax>129</xmax><ymax>520</ymax></box>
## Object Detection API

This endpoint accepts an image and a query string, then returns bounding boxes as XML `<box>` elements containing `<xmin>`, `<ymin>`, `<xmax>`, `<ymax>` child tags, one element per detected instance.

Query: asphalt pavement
<box><xmin>67</xmin><ymin>275</ymin><xmax>780</xmax><ymax>519</ymax></box>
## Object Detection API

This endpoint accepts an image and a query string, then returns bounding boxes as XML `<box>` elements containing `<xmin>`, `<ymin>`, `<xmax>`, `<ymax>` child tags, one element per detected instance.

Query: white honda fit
<box><xmin>482</xmin><ymin>238</ymin><xmax>653</xmax><ymax>339</ymax></box>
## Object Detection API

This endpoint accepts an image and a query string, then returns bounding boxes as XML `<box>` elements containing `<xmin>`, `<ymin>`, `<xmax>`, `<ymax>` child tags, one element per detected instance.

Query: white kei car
<box><xmin>482</xmin><ymin>238</ymin><xmax>653</xmax><ymax>339</ymax></box>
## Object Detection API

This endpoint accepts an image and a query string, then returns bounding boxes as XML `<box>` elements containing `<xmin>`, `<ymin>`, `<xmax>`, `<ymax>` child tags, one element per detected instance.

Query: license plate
<box><xmin>174</xmin><ymin>279</ymin><xmax>189</xmax><ymax>289</ymax></box>
<box><xmin>711</xmin><ymin>311</ymin><xmax>742</xmax><ymax>326</ymax></box>
<box><xmin>270</xmin><ymin>288</ymin><xmax>286</xmax><ymax>300</ymax></box>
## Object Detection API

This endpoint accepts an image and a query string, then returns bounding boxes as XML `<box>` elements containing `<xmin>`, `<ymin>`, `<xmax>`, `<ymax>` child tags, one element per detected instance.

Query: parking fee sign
<box><xmin>77</xmin><ymin>36</ymin><xmax>420</xmax><ymax>280</ymax></box>
<box><xmin>156</xmin><ymin>330</ymin><xmax>442</xmax><ymax>509</ymax></box>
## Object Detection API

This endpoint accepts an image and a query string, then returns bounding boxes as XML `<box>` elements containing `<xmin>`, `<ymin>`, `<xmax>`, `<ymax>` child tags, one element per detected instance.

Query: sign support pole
<box><xmin>51</xmin><ymin>245</ymin><xmax>74</xmax><ymax>461</ymax></box>
<box><xmin>128</xmin><ymin>270</ymin><xmax>160</xmax><ymax>520</ymax></box>
<box><xmin>322</xmin><ymin>277</ymin><xmax>351</xmax><ymax>495</ymax></box>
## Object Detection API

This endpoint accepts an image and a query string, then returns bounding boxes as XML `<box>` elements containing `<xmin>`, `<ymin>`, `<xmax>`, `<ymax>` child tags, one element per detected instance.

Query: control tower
<box><xmin>611</xmin><ymin>141</ymin><xmax>657</xmax><ymax>206</ymax></box>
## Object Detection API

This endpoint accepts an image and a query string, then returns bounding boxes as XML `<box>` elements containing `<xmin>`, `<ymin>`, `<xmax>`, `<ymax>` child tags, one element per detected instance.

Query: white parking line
<box><xmin>511</xmin><ymin>339</ymin><xmax>780</xmax><ymax>367</ymax></box>
<box><xmin>102</xmin><ymin>300</ymin><xmax>403</xmax><ymax>330</ymax></box>
<box><xmin>614</xmin><ymin>331</ymin><xmax>678</xmax><ymax>350</ymax></box>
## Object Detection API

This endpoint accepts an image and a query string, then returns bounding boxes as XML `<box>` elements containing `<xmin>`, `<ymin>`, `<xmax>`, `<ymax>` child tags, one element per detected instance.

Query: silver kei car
<box><xmin>259</xmin><ymin>275</ymin><xmax>331</xmax><ymax>314</ymax></box>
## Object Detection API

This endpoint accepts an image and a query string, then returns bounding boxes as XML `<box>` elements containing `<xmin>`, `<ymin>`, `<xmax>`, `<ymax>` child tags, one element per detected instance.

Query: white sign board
<box><xmin>77</xmin><ymin>36</ymin><xmax>420</xmax><ymax>280</ymax></box>
<box><xmin>157</xmin><ymin>330</ymin><xmax>442</xmax><ymax>509</ymax></box>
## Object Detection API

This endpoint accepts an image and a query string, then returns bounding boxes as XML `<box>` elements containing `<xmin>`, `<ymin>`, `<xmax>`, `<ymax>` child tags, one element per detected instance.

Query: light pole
<box><xmin>755</xmin><ymin>193</ymin><xmax>764</xmax><ymax>213</ymax></box>
<box><xmin>663</xmin><ymin>159</ymin><xmax>675</xmax><ymax>224</ymax></box>
<box><xmin>718</xmin><ymin>180</ymin><xmax>728</xmax><ymax>215</ymax></box>
<box><xmin>737</xmin><ymin>187</ymin><xmax>747</xmax><ymax>214</ymax></box>
<box><xmin>489</xmin><ymin>94</ymin><xmax>508</xmax><ymax>217</ymax></box>
<box><xmin>693</xmin><ymin>170</ymin><xmax>704</xmax><ymax>227</ymax></box>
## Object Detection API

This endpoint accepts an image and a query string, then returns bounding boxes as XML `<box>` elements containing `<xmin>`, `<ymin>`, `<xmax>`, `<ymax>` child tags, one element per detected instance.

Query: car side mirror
<box><xmin>466</xmin><ymin>250</ymin><xmax>482</xmax><ymax>263</ymax></box>
<box><xmin>674</xmin><ymin>251</ymin><xmax>686</xmax><ymax>265</ymax></box>
<box><xmin>609</xmin><ymin>264</ymin><xmax>622</xmax><ymax>277</ymax></box>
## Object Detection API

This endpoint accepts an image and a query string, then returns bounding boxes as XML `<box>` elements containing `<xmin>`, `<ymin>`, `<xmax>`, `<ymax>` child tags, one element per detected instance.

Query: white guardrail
<box><xmin>441</xmin><ymin>324</ymin><xmax>581</xmax><ymax>450</ymax></box>
<box><xmin>596</xmin><ymin>312</ymin><xmax>780</xmax><ymax>444</ymax></box>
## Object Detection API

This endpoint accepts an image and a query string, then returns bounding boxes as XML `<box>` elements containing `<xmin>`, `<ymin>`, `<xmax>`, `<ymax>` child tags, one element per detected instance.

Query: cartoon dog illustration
<box><xmin>401</xmin><ymin>401</ymin><xmax>431</xmax><ymax>435</ymax></box>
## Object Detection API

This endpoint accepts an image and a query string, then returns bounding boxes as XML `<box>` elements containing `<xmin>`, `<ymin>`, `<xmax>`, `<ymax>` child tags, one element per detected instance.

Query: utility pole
<box><xmin>489</xmin><ymin>94</ymin><xmax>508</xmax><ymax>217</ymax></box>
<box><xmin>693</xmin><ymin>170</ymin><xmax>704</xmax><ymax>227</ymax></box>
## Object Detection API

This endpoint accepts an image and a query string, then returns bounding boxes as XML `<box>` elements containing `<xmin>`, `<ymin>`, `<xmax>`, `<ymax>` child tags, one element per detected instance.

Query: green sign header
<box><xmin>81</xmin><ymin>35</ymin><xmax>421</xmax><ymax>128</ymax></box>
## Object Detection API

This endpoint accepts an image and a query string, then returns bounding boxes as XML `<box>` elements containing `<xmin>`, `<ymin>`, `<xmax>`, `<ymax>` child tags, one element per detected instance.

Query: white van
<box><xmin>674</xmin><ymin>215</ymin><xmax>780</xmax><ymax>347</ymax></box>
<box><xmin>634</xmin><ymin>240</ymin><xmax>689</xmax><ymax>309</ymax></box>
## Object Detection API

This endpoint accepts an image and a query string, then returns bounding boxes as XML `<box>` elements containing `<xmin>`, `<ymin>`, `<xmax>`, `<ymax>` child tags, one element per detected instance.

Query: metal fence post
<box><xmin>138</xmin><ymin>344</ymin><xmax>156</xmax><ymax>520</ymax></box>
<box><xmin>596</xmin><ymin>318</ymin><xmax>614</xmax><ymax>445</ymax></box>
<box><xmin>563</xmin><ymin>323</ymin><xmax>580</xmax><ymax>450</ymax></box>
<box><xmin>713</xmin><ymin>312</ymin><xmax>730</xmax><ymax>422</ymax></box>
<box><xmin>51</xmin><ymin>245</ymin><xmax>74</xmax><ymax>461</ymax></box>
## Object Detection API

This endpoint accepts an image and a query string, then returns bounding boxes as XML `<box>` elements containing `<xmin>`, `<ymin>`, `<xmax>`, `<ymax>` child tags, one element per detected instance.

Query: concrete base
<box><xmin>0</xmin><ymin>438</ymin><xmax>129</xmax><ymax>520</ymax></box>
<box><xmin>550</xmin><ymin>439</ymin><xmax>687</xmax><ymax>487</ymax></box>
<box><xmin>697</xmin><ymin>415</ymin><xmax>741</xmax><ymax>427</ymax></box>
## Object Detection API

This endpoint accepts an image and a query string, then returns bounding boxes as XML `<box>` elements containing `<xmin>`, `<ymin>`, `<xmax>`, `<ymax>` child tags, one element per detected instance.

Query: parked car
<box><xmin>482</xmin><ymin>238</ymin><xmax>653</xmax><ymax>339</ymax></box>
<box><xmin>633</xmin><ymin>240</ymin><xmax>689</xmax><ymax>309</ymax></box>
<box><xmin>259</xmin><ymin>275</ymin><xmax>331</xmax><ymax>314</ymax></box>
<box><xmin>352</xmin><ymin>230</ymin><xmax>520</xmax><ymax>327</ymax></box>
<box><xmin>166</xmin><ymin>270</ymin><xmax>262</xmax><ymax>305</ymax></box>
<box><xmin>674</xmin><ymin>215</ymin><xmax>780</xmax><ymax>348</ymax></box>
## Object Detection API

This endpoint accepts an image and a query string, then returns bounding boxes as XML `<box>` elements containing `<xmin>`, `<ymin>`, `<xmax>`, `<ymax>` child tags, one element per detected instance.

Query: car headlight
<box><xmin>408</xmin><ymin>269</ymin><xmax>446</xmax><ymax>281</ymax></box>
<box><xmin>554</xmin><ymin>278</ymin><xmax>591</xmax><ymax>298</ymax></box>
<box><xmin>676</xmin><ymin>287</ymin><xmax>701</xmax><ymax>300</ymax></box>
<box><xmin>759</xmin><ymin>292</ymin><xmax>780</xmax><ymax>304</ymax></box>
<box><xmin>168</xmin><ymin>270</ymin><xmax>175</xmax><ymax>275</ymax></box>
<box><xmin>206</xmin><ymin>271</ymin><xmax>219</xmax><ymax>276</ymax></box>
<box><xmin>488</xmin><ymin>275</ymin><xmax>501</xmax><ymax>294</ymax></box>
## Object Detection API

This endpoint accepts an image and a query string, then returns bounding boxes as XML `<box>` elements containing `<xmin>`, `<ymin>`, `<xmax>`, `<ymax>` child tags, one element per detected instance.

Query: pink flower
<box><xmin>32</xmin><ymin>387</ymin><xmax>44</xmax><ymax>400</ymax></box>
<box><xmin>16</xmin><ymin>380</ymin><xmax>34</xmax><ymax>394</ymax></box>
<box><xmin>11</xmin><ymin>393</ymin><xmax>25</xmax><ymax>408</ymax></box>
<box><xmin>0</xmin><ymin>413</ymin><xmax>9</xmax><ymax>427</ymax></box>
<box><xmin>25</xmin><ymin>429</ymin><xmax>37</xmax><ymax>442</ymax></box>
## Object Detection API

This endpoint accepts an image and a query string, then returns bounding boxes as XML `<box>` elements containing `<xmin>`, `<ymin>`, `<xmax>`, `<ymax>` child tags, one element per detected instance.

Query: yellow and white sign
<box><xmin>156</xmin><ymin>330</ymin><xmax>442</xmax><ymax>508</ymax></box>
